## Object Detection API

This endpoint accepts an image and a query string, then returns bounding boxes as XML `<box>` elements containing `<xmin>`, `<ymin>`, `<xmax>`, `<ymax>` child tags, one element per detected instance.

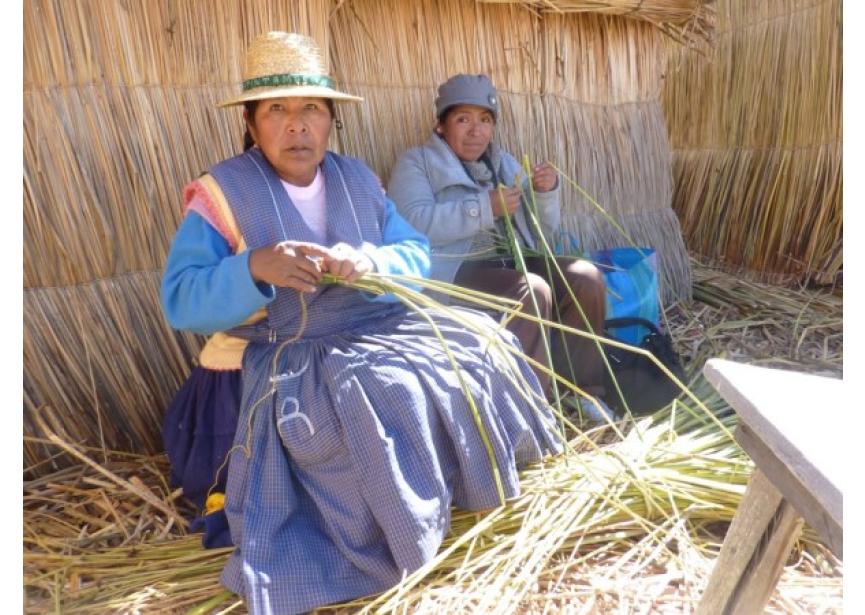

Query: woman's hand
<box><xmin>489</xmin><ymin>185</ymin><xmax>522</xmax><ymax>218</ymax></box>
<box><xmin>321</xmin><ymin>243</ymin><xmax>374</xmax><ymax>283</ymax></box>
<box><xmin>248</xmin><ymin>241</ymin><xmax>331</xmax><ymax>293</ymax></box>
<box><xmin>530</xmin><ymin>163</ymin><xmax>558</xmax><ymax>193</ymax></box>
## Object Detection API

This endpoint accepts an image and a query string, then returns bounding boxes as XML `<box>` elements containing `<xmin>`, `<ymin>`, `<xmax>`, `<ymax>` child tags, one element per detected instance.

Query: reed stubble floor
<box><xmin>23</xmin><ymin>261</ymin><xmax>843</xmax><ymax>614</ymax></box>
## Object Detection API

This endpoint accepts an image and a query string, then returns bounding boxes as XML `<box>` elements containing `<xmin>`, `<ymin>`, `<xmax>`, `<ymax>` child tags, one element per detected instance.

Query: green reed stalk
<box><xmin>517</xmin><ymin>155</ymin><xmax>635</xmax><ymax>425</ymax></box>
<box><xmin>355</xmin><ymin>272</ymin><xmax>735</xmax><ymax>443</ymax></box>
<box><xmin>495</xmin><ymin>182</ymin><xmax>566</xmax><ymax>434</ymax></box>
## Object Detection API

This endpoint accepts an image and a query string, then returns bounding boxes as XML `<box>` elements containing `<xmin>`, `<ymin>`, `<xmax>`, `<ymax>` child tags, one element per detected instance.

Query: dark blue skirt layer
<box><xmin>162</xmin><ymin>366</ymin><xmax>241</xmax><ymax>547</ymax></box>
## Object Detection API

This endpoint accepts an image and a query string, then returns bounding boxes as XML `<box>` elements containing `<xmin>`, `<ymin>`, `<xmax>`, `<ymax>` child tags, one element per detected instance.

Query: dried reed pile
<box><xmin>24</xmin><ymin>0</ymin><xmax>701</xmax><ymax>471</ymax></box>
<box><xmin>24</xmin><ymin>371</ymin><xmax>843</xmax><ymax>613</ymax></box>
<box><xmin>663</xmin><ymin>0</ymin><xmax>842</xmax><ymax>285</ymax></box>
<box><xmin>671</xmin><ymin>259</ymin><xmax>843</xmax><ymax>376</ymax></box>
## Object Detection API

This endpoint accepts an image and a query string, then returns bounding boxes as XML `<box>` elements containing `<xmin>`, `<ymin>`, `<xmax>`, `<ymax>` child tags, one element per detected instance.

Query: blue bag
<box><xmin>552</xmin><ymin>232</ymin><xmax>661</xmax><ymax>346</ymax></box>
<box><xmin>589</xmin><ymin>247</ymin><xmax>660</xmax><ymax>345</ymax></box>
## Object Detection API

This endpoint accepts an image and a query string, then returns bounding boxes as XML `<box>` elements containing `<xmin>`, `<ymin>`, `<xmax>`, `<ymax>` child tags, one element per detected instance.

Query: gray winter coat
<box><xmin>387</xmin><ymin>133</ymin><xmax>561</xmax><ymax>285</ymax></box>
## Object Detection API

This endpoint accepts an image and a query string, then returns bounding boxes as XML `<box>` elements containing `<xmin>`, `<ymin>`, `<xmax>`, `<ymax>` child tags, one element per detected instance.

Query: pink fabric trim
<box><xmin>182</xmin><ymin>180</ymin><xmax>240</xmax><ymax>253</ymax></box>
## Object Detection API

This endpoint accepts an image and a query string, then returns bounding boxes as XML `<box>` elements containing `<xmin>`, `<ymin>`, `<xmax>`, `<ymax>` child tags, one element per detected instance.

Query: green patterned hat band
<box><xmin>217</xmin><ymin>33</ymin><xmax>362</xmax><ymax>107</ymax></box>
<box><xmin>242</xmin><ymin>73</ymin><xmax>335</xmax><ymax>91</ymax></box>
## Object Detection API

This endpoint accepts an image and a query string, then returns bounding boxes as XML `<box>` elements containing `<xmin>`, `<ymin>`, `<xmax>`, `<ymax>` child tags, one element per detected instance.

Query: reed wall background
<box><xmin>662</xmin><ymin>0</ymin><xmax>842</xmax><ymax>285</ymax></box>
<box><xmin>24</xmin><ymin>0</ymin><xmax>705</xmax><ymax>471</ymax></box>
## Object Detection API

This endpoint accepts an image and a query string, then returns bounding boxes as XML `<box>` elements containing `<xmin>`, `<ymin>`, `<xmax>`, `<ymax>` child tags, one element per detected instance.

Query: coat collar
<box><xmin>421</xmin><ymin>132</ymin><xmax>509</xmax><ymax>193</ymax></box>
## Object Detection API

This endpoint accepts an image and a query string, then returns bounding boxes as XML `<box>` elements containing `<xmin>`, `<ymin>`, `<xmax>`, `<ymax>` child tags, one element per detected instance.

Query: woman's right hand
<box><xmin>489</xmin><ymin>185</ymin><xmax>522</xmax><ymax>218</ymax></box>
<box><xmin>248</xmin><ymin>241</ymin><xmax>332</xmax><ymax>293</ymax></box>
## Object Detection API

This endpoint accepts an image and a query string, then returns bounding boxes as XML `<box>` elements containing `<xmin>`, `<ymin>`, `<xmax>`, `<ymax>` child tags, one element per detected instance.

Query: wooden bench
<box><xmin>696</xmin><ymin>358</ymin><xmax>844</xmax><ymax>615</ymax></box>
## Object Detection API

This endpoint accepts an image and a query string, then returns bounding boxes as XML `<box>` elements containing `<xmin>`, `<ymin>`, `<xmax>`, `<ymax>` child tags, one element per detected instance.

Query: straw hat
<box><xmin>218</xmin><ymin>32</ymin><xmax>362</xmax><ymax>107</ymax></box>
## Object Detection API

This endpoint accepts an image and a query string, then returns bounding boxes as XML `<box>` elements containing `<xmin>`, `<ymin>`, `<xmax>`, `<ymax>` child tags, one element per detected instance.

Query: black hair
<box><xmin>436</xmin><ymin>105</ymin><xmax>496</xmax><ymax>126</ymax></box>
<box><xmin>436</xmin><ymin>106</ymin><xmax>453</xmax><ymax>126</ymax></box>
<box><xmin>242</xmin><ymin>100</ymin><xmax>260</xmax><ymax>151</ymax></box>
<box><xmin>242</xmin><ymin>98</ymin><xmax>339</xmax><ymax>151</ymax></box>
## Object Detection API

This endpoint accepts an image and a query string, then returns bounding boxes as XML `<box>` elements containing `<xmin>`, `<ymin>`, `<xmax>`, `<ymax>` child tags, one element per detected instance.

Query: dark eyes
<box><xmin>456</xmin><ymin>115</ymin><xmax>493</xmax><ymax>123</ymax></box>
<box><xmin>266</xmin><ymin>102</ymin><xmax>320</xmax><ymax>113</ymax></box>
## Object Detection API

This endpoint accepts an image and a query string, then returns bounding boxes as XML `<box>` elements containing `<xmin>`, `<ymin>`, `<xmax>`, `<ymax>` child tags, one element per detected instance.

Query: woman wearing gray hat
<box><xmin>388</xmin><ymin>74</ymin><xmax>611</xmax><ymax>419</ymax></box>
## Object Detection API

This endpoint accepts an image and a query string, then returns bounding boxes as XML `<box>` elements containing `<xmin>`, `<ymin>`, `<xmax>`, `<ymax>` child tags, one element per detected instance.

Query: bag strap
<box><xmin>604</xmin><ymin>317</ymin><xmax>662</xmax><ymax>336</ymax></box>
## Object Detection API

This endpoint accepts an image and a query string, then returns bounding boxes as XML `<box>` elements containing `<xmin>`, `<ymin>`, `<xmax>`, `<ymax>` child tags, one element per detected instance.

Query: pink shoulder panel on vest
<box><xmin>183</xmin><ymin>179</ymin><xmax>241</xmax><ymax>253</ymax></box>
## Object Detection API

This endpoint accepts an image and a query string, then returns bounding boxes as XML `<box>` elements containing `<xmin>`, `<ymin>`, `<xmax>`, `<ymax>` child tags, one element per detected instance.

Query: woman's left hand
<box><xmin>322</xmin><ymin>243</ymin><xmax>374</xmax><ymax>283</ymax></box>
<box><xmin>531</xmin><ymin>163</ymin><xmax>558</xmax><ymax>193</ymax></box>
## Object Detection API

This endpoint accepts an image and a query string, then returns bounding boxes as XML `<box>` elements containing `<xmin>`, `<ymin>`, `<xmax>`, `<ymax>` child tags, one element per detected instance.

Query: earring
<box><xmin>334</xmin><ymin>118</ymin><xmax>344</xmax><ymax>130</ymax></box>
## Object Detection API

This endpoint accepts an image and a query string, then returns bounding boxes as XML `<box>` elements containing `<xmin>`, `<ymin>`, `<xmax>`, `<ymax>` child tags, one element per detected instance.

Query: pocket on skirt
<box><xmin>273</xmin><ymin>379</ymin><xmax>343</xmax><ymax>465</ymax></box>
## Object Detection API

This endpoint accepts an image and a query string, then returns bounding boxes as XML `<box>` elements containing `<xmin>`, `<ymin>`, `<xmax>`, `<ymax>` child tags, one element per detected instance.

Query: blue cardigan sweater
<box><xmin>161</xmin><ymin>198</ymin><xmax>430</xmax><ymax>336</ymax></box>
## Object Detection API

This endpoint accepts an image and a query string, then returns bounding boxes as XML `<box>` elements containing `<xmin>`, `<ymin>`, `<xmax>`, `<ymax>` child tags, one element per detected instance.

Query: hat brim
<box><xmin>217</xmin><ymin>84</ymin><xmax>363</xmax><ymax>108</ymax></box>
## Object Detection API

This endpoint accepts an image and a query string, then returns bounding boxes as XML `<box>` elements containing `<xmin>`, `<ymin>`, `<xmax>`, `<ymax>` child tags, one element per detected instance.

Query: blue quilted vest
<box><xmin>209</xmin><ymin>147</ymin><xmax>404</xmax><ymax>339</ymax></box>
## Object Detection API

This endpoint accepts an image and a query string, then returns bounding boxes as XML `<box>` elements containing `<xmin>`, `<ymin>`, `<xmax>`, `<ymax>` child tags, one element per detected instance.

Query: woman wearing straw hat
<box><xmin>160</xmin><ymin>33</ymin><xmax>562</xmax><ymax>614</ymax></box>
<box><xmin>388</xmin><ymin>74</ymin><xmax>612</xmax><ymax>421</ymax></box>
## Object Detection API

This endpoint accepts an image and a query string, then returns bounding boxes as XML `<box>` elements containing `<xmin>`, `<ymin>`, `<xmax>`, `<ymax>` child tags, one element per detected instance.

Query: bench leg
<box><xmin>697</xmin><ymin>469</ymin><xmax>804</xmax><ymax>615</ymax></box>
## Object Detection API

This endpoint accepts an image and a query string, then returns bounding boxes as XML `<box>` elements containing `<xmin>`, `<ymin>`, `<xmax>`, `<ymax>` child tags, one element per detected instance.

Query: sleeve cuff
<box><xmin>534</xmin><ymin>183</ymin><xmax>561</xmax><ymax>210</ymax></box>
<box><xmin>354</xmin><ymin>243</ymin><xmax>382</xmax><ymax>302</ymax></box>
<box><xmin>359</xmin><ymin>242</ymin><xmax>382</xmax><ymax>274</ymax></box>
<box><xmin>235</xmin><ymin>250</ymin><xmax>275</xmax><ymax>308</ymax></box>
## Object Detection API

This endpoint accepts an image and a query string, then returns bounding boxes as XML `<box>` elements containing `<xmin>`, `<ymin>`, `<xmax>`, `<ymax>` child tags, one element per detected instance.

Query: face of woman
<box><xmin>246</xmin><ymin>96</ymin><xmax>332</xmax><ymax>186</ymax></box>
<box><xmin>437</xmin><ymin>104</ymin><xmax>495</xmax><ymax>162</ymax></box>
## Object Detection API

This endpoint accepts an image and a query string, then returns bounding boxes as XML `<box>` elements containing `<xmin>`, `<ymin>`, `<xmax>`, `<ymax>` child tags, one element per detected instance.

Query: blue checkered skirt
<box><xmin>221</xmin><ymin>307</ymin><xmax>562</xmax><ymax>614</ymax></box>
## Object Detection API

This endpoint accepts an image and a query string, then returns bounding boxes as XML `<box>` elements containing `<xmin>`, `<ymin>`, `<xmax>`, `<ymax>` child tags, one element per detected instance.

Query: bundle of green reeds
<box><xmin>663</xmin><ymin>0</ymin><xmax>841</xmax><ymax>285</ymax></box>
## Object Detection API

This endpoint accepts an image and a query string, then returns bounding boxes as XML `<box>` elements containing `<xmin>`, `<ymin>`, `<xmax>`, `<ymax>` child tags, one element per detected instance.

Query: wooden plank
<box><xmin>702</xmin><ymin>359</ymin><xmax>843</xmax><ymax>531</ymax></box>
<box><xmin>737</xmin><ymin>424</ymin><xmax>842</xmax><ymax>557</ymax></box>
<box><xmin>697</xmin><ymin>469</ymin><xmax>804</xmax><ymax>615</ymax></box>
<box><xmin>730</xmin><ymin>496</ymin><xmax>803</xmax><ymax>614</ymax></box>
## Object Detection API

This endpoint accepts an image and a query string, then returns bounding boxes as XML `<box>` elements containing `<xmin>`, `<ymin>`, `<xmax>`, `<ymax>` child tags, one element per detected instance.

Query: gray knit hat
<box><xmin>434</xmin><ymin>74</ymin><xmax>498</xmax><ymax>120</ymax></box>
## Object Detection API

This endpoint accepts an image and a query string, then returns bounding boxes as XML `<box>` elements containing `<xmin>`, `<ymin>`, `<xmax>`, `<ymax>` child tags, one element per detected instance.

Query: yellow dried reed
<box><xmin>25</xmin><ymin>0</ymin><xmax>690</xmax><ymax>293</ymax></box>
<box><xmin>24</xmin><ymin>271</ymin><xmax>202</xmax><ymax>472</ymax></box>
<box><xmin>23</xmin><ymin>384</ymin><xmax>843</xmax><ymax>613</ymax></box>
<box><xmin>478</xmin><ymin>0</ymin><xmax>716</xmax><ymax>46</ymax></box>
<box><xmin>663</xmin><ymin>0</ymin><xmax>841</xmax><ymax>284</ymax></box>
